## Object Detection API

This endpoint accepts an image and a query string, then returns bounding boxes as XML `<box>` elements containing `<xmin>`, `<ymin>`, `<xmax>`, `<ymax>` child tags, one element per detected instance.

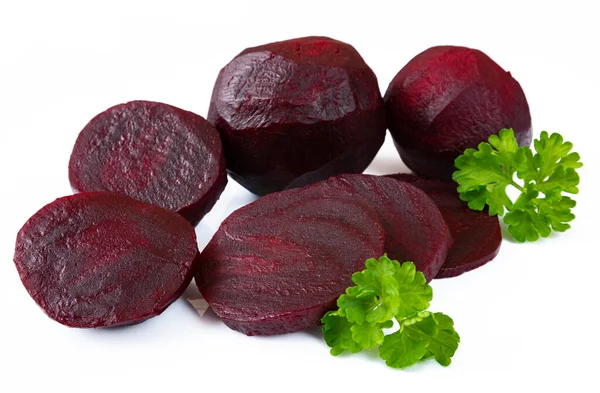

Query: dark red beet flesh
<box><xmin>13</xmin><ymin>192</ymin><xmax>199</xmax><ymax>328</ymax></box>
<box><xmin>208</xmin><ymin>36</ymin><xmax>386</xmax><ymax>195</ymax></box>
<box><xmin>195</xmin><ymin>183</ymin><xmax>386</xmax><ymax>336</ymax></box>
<box><xmin>387</xmin><ymin>174</ymin><xmax>502</xmax><ymax>278</ymax></box>
<box><xmin>69</xmin><ymin>100</ymin><xmax>227</xmax><ymax>225</ymax></box>
<box><xmin>318</xmin><ymin>174</ymin><xmax>453</xmax><ymax>281</ymax></box>
<box><xmin>384</xmin><ymin>46</ymin><xmax>532</xmax><ymax>180</ymax></box>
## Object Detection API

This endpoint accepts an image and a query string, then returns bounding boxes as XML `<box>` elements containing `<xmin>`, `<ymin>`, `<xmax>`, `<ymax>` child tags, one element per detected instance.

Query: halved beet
<box><xmin>318</xmin><ymin>174</ymin><xmax>453</xmax><ymax>281</ymax></box>
<box><xmin>195</xmin><ymin>183</ymin><xmax>385</xmax><ymax>336</ymax></box>
<box><xmin>384</xmin><ymin>46</ymin><xmax>532</xmax><ymax>180</ymax></box>
<box><xmin>69</xmin><ymin>100</ymin><xmax>227</xmax><ymax>225</ymax></box>
<box><xmin>13</xmin><ymin>192</ymin><xmax>199</xmax><ymax>328</ymax></box>
<box><xmin>387</xmin><ymin>174</ymin><xmax>502</xmax><ymax>278</ymax></box>
<box><xmin>207</xmin><ymin>36</ymin><xmax>386</xmax><ymax>195</ymax></box>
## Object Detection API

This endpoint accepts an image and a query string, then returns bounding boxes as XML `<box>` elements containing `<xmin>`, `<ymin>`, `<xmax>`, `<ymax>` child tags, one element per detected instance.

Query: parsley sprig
<box><xmin>322</xmin><ymin>255</ymin><xmax>460</xmax><ymax>369</ymax></box>
<box><xmin>453</xmin><ymin>129</ymin><xmax>582</xmax><ymax>242</ymax></box>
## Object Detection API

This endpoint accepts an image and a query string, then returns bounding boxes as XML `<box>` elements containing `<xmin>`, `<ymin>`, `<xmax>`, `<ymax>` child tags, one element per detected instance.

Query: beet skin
<box><xmin>387</xmin><ymin>174</ymin><xmax>502</xmax><ymax>278</ymax></box>
<box><xmin>320</xmin><ymin>174</ymin><xmax>453</xmax><ymax>281</ymax></box>
<box><xmin>208</xmin><ymin>36</ymin><xmax>386</xmax><ymax>195</ymax></box>
<box><xmin>69</xmin><ymin>100</ymin><xmax>227</xmax><ymax>225</ymax></box>
<box><xmin>196</xmin><ymin>182</ymin><xmax>386</xmax><ymax>336</ymax></box>
<box><xmin>14</xmin><ymin>192</ymin><xmax>199</xmax><ymax>328</ymax></box>
<box><xmin>385</xmin><ymin>46</ymin><xmax>532</xmax><ymax>180</ymax></box>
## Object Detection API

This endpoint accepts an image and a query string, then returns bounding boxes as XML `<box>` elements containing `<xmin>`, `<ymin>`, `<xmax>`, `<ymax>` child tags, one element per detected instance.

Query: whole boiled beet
<box><xmin>208</xmin><ymin>36</ymin><xmax>386</xmax><ymax>195</ymax></box>
<box><xmin>384</xmin><ymin>46</ymin><xmax>532</xmax><ymax>180</ymax></box>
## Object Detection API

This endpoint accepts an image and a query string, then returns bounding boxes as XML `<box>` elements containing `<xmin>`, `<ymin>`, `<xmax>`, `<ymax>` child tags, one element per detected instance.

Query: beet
<box><xmin>387</xmin><ymin>174</ymin><xmax>502</xmax><ymax>278</ymax></box>
<box><xmin>13</xmin><ymin>192</ymin><xmax>199</xmax><ymax>328</ymax></box>
<box><xmin>207</xmin><ymin>36</ymin><xmax>386</xmax><ymax>195</ymax></box>
<box><xmin>69</xmin><ymin>100</ymin><xmax>227</xmax><ymax>225</ymax></box>
<box><xmin>195</xmin><ymin>183</ymin><xmax>386</xmax><ymax>336</ymax></box>
<box><xmin>384</xmin><ymin>46</ymin><xmax>532</xmax><ymax>180</ymax></box>
<box><xmin>318</xmin><ymin>174</ymin><xmax>453</xmax><ymax>281</ymax></box>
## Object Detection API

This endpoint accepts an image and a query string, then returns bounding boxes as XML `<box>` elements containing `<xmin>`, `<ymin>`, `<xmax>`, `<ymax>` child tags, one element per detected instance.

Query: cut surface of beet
<box><xmin>14</xmin><ymin>192</ymin><xmax>199</xmax><ymax>328</ymax></box>
<box><xmin>69</xmin><ymin>100</ymin><xmax>227</xmax><ymax>225</ymax></box>
<box><xmin>208</xmin><ymin>36</ymin><xmax>386</xmax><ymax>195</ymax></box>
<box><xmin>387</xmin><ymin>173</ymin><xmax>502</xmax><ymax>278</ymax></box>
<box><xmin>195</xmin><ymin>183</ymin><xmax>385</xmax><ymax>336</ymax></box>
<box><xmin>318</xmin><ymin>174</ymin><xmax>453</xmax><ymax>281</ymax></box>
<box><xmin>384</xmin><ymin>46</ymin><xmax>532</xmax><ymax>180</ymax></box>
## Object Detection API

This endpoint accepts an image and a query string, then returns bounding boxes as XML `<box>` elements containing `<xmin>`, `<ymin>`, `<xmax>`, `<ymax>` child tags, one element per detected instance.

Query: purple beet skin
<box><xmin>14</xmin><ymin>192</ymin><xmax>199</xmax><ymax>328</ymax></box>
<box><xmin>69</xmin><ymin>100</ymin><xmax>227</xmax><ymax>225</ymax></box>
<box><xmin>388</xmin><ymin>174</ymin><xmax>502</xmax><ymax>278</ymax></box>
<box><xmin>208</xmin><ymin>36</ymin><xmax>386</xmax><ymax>195</ymax></box>
<box><xmin>319</xmin><ymin>174</ymin><xmax>453</xmax><ymax>281</ymax></box>
<box><xmin>385</xmin><ymin>46</ymin><xmax>532</xmax><ymax>180</ymax></box>
<box><xmin>195</xmin><ymin>182</ymin><xmax>386</xmax><ymax>336</ymax></box>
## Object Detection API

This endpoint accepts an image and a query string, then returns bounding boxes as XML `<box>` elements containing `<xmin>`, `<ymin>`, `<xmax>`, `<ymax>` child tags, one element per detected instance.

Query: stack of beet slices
<box><xmin>195</xmin><ymin>173</ymin><xmax>501</xmax><ymax>336</ymax></box>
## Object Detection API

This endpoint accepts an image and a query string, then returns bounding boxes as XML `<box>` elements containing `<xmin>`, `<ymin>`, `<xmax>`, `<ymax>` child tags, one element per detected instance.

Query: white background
<box><xmin>1</xmin><ymin>1</ymin><xmax>599</xmax><ymax>392</ymax></box>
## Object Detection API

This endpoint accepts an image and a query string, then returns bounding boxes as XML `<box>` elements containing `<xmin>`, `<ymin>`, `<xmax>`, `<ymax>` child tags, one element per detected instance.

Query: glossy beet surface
<box><xmin>14</xmin><ymin>192</ymin><xmax>199</xmax><ymax>328</ymax></box>
<box><xmin>196</xmin><ymin>182</ymin><xmax>386</xmax><ymax>336</ymax></box>
<box><xmin>320</xmin><ymin>174</ymin><xmax>452</xmax><ymax>281</ymax></box>
<box><xmin>388</xmin><ymin>174</ymin><xmax>502</xmax><ymax>278</ymax></box>
<box><xmin>208</xmin><ymin>36</ymin><xmax>386</xmax><ymax>195</ymax></box>
<box><xmin>69</xmin><ymin>100</ymin><xmax>227</xmax><ymax>225</ymax></box>
<box><xmin>385</xmin><ymin>46</ymin><xmax>532</xmax><ymax>180</ymax></box>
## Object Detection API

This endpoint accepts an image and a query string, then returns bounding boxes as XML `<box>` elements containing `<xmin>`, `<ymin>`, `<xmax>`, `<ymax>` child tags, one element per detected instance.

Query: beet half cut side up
<box><xmin>387</xmin><ymin>173</ymin><xmax>502</xmax><ymax>278</ymax></box>
<box><xmin>319</xmin><ymin>174</ymin><xmax>453</xmax><ymax>282</ymax></box>
<box><xmin>384</xmin><ymin>45</ymin><xmax>532</xmax><ymax>180</ymax></box>
<box><xmin>13</xmin><ymin>192</ymin><xmax>199</xmax><ymax>328</ymax></box>
<box><xmin>69</xmin><ymin>100</ymin><xmax>227</xmax><ymax>226</ymax></box>
<box><xmin>208</xmin><ymin>36</ymin><xmax>386</xmax><ymax>196</ymax></box>
<box><xmin>195</xmin><ymin>183</ymin><xmax>386</xmax><ymax>336</ymax></box>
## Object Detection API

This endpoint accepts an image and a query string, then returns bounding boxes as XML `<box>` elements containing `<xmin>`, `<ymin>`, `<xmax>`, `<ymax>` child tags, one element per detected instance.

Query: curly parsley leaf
<box><xmin>321</xmin><ymin>311</ymin><xmax>362</xmax><ymax>356</ymax></box>
<box><xmin>393</xmin><ymin>261</ymin><xmax>432</xmax><ymax>319</ymax></box>
<box><xmin>453</xmin><ymin>129</ymin><xmax>582</xmax><ymax>242</ymax></box>
<box><xmin>321</xmin><ymin>255</ymin><xmax>459</xmax><ymax>369</ymax></box>
<box><xmin>378</xmin><ymin>311</ymin><xmax>460</xmax><ymax>369</ymax></box>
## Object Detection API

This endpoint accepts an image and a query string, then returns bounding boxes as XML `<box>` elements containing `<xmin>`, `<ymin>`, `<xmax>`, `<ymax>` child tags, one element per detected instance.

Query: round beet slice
<box><xmin>208</xmin><ymin>36</ymin><xmax>386</xmax><ymax>195</ymax></box>
<box><xmin>195</xmin><ymin>184</ymin><xmax>385</xmax><ymax>336</ymax></box>
<box><xmin>318</xmin><ymin>174</ymin><xmax>453</xmax><ymax>282</ymax></box>
<box><xmin>14</xmin><ymin>192</ymin><xmax>199</xmax><ymax>328</ymax></box>
<box><xmin>387</xmin><ymin>174</ymin><xmax>502</xmax><ymax>278</ymax></box>
<box><xmin>385</xmin><ymin>46</ymin><xmax>532</xmax><ymax>180</ymax></box>
<box><xmin>69</xmin><ymin>100</ymin><xmax>227</xmax><ymax>225</ymax></box>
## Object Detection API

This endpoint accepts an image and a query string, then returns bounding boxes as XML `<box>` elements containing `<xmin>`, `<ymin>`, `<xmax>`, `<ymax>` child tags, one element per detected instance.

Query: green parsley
<box><xmin>453</xmin><ymin>129</ymin><xmax>582</xmax><ymax>242</ymax></box>
<box><xmin>321</xmin><ymin>255</ymin><xmax>459</xmax><ymax>369</ymax></box>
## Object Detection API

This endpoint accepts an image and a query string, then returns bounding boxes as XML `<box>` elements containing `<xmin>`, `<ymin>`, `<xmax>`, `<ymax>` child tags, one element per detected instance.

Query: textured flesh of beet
<box><xmin>387</xmin><ymin>174</ymin><xmax>502</xmax><ymax>278</ymax></box>
<box><xmin>318</xmin><ymin>174</ymin><xmax>453</xmax><ymax>281</ymax></box>
<box><xmin>208</xmin><ymin>36</ymin><xmax>386</xmax><ymax>195</ymax></box>
<box><xmin>195</xmin><ymin>183</ymin><xmax>386</xmax><ymax>336</ymax></box>
<box><xmin>69</xmin><ymin>100</ymin><xmax>227</xmax><ymax>225</ymax></box>
<box><xmin>384</xmin><ymin>46</ymin><xmax>532</xmax><ymax>180</ymax></box>
<box><xmin>13</xmin><ymin>192</ymin><xmax>199</xmax><ymax>328</ymax></box>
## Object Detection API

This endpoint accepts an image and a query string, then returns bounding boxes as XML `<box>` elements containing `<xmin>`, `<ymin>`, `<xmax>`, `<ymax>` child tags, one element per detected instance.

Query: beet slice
<box><xmin>318</xmin><ymin>174</ymin><xmax>453</xmax><ymax>281</ymax></box>
<box><xmin>13</xmin><ymin>192</ymin><xmax>199</xmax><ymax>328</ymax></box>
<box><xmin>384</xmin><ymin>46</ymin><xmax>532</xmax><ymax>180</ymax></box>
<box><xmin>69</xmin><ymin>100</ymin><xmax>227</xmax><ymax>225</ymax></box>
<box><xmin>195</xmin><ymin>183</ymin><xmax>386</xmax><ymax>336</ymax></box>
<box><xmin>208</xmin><ymin>36</ymin><xmax>386</xmax><ymax>195</ymax></box>
<box><xmin>387</xmin><ymin>174</ymin><xmax>502</xmax><ymax>278</ymax></box>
